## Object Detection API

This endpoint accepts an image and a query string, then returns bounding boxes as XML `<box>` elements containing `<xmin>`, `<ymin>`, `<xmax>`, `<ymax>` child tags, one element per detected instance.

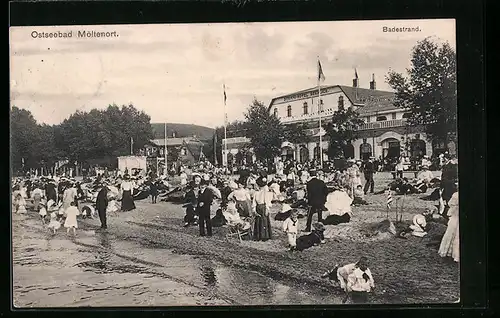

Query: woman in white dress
<box><xmin>120</xmin><ymin>175</ymin><xmax>136</xmax><ymax>211</ymax></box>
<box><xmin>438</xmin><ymin>186</ymin><xmax>459</xmax><ymax>262</ymax></box>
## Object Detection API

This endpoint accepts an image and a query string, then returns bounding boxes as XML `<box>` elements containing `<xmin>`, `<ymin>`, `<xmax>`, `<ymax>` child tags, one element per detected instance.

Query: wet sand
<box><xmin>12</xmin><ymin>172</ymin><xmax>459</xmax><ymax>307</ymax></box>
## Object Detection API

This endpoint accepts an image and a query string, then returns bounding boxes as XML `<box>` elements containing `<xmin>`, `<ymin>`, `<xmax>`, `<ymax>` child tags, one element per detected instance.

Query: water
<box><xmin>12</xmin><ymin>215</ymin><xmax>340</xmax><ymax>307</ymax></box>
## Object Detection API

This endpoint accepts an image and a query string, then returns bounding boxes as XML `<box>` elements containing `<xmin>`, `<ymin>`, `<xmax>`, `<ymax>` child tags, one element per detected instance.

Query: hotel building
<box><xmin>222</xmin><ymin>74</ymin><xmax>450</xmax><ymax>166</ymax></box>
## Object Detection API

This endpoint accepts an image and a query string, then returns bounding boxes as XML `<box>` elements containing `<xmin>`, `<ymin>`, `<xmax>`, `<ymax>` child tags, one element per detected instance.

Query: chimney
<box><xmin>370</xmin><ymin>73</ymin><xmax>376</xmax><ymax>90</ymax></box>
<box><xmin>353</xmin><ymin>68</ymin><xmax>359</xmax><ymax>88</ymax></box>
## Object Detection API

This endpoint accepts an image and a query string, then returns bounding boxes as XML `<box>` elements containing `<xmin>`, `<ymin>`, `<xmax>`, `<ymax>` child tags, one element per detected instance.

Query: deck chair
<box><xmin>225</xmin><ymin>216</ymin><xmax>253</xmax><ymax>243</ymax></box>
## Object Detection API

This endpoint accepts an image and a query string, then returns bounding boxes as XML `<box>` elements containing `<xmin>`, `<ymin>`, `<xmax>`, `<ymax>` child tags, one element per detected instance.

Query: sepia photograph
<box><xmin>10</xmin><ymin>19</ymin><xmax>458</xmax><ymax>307</ymax></box>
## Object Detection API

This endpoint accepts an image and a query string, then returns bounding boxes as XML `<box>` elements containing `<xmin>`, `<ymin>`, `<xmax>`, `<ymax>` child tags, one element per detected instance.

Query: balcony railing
<box><xmin>359</xmin><ymin>119</ymin><xmax>406</xmax><ymax>130</ymax></box>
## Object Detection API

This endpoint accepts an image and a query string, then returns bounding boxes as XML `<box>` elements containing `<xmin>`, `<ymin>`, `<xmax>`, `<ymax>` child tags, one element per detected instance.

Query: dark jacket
<box><xmin>197</xmin><ymin>187</ymin><xmax>214</xmax><ymax>215</ymax></box>
<box><xmin>96</xmin><ymin>187</ymin><xmax>109</xmax><ymax>211</ymax></box>
<box><xmin>363</xmin><ymin>161</ymin><xmax>375</xmax><ymax>175</ymax></box>
<box><xmin>306</xmin><ymin>177</ymin><xmax>328</xmax><ymax>206</ymax></box>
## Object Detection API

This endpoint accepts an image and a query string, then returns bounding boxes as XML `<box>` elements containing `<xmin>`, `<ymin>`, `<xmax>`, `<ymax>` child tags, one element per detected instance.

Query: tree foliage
<box><xmin>386</xmin><ymin>37</ymin><xmax>457</xmax><ymax>145</ymax></box>
<box><xmin>325</xmin><ymin>107</ymin><xmax>364</xmax><ymax>159</ymax></box>
<box><xmin>283</xmin><ymin>123</ymin><xmax>309</xmax><ymax>145</ymax></box>
<box><xmin>244</xmin><ymin>98</ymin><xmax>283</xmax><ymax>163</ymax></box>
<box><xmin>10</xmin><ymin>104</ymin><xmax>153</xmax><ymax>173</ymax></box>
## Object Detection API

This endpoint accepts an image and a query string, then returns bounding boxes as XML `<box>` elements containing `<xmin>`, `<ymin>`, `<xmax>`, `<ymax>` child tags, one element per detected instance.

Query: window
<box><xmin>376</xmin><ymin>116</ymin><xmax>387</xmax><ymax>121</ymax></box>
<box><xmin>366</xmin><ymin>116</ymin><xmax>371</xmax><ymax>123</ymax></box>
<box><xmin>303</xmin><ymin>102</ymin><xmax>308</xmax><ymax>115</ymax></box>
<box><xmin>392</xmin><ymin>112</ymin><xmax>397</xmax><ymax>120</ymax></box>
<box><xmin>287</xmin><ymin>105</ymin><xmax>292</xmax><ymax>117</ymax></box>
<box><xmin>274</xmin><ymin>108</ymin><xmax>278</xmax><ymax>117</ymax></box>
<box><xmin>319</xmin><ymin>99</ymin><xmax>324</xmax><ymax>112</ymax></box>
<box><xmin>338</xmin><ymin>96</ymin><xmax>344</xmax><ymax>110</ymax></box>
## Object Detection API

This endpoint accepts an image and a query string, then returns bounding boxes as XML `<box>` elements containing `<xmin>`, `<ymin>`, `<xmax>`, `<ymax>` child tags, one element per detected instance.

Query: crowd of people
<box><xmin>12</xmin><ymin>151</ymin><xmax>459</xmax><ymax>304</ymax></box>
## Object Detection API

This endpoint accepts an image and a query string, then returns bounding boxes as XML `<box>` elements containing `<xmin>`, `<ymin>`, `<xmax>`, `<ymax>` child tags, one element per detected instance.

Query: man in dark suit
<box><xmin>96</xmin><ymin>184</ymin><xmax>109</xmax><ymax>230</ymax></box>
<box><xmin>305</xmin><ymin>169</ymin><xmax>329</xmax><ymax>232</ymax></box>
<box><xmin>363</xmin><ymin>157</ymin><xmax>376</xmax><ymax>195</ymax></box>
<box><xmin>197</xmin><ymin>180</ymin><xmax>214</xmax><ymax>237</ymax></box>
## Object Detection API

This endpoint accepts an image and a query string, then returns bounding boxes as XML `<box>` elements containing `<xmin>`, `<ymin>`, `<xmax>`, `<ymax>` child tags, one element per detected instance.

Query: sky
<box><xmin>10</xmin><ymin>19</ymin><xmax>455</xmax><ymax>128</ymax></box>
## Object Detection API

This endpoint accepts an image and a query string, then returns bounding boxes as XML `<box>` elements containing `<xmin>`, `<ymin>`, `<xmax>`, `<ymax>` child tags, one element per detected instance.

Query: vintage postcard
<box><xmin>10</xmin><ymin>19</ymin><xmax>458</xmax><ymax>307</ymax></box>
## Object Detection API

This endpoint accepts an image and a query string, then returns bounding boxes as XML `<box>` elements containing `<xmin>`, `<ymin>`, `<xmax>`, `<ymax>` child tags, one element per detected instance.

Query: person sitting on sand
<box><xmin>352</xmin><ymin>185</ymin><xmax>368</xmax><ymax>206</ymax></box>
<box><xmin>296</xmin><ymin>222</ymin><xmax>326</xmax><ymax>251</ymax></box>
<box><xmin>414</xmin><ymin>165</ymin><xmax>434</xmax><ymax>193</ymax></box>
<box><xmin>321</xmin><ymin>256</ymin><xmax>371</xmax><ymax>292</ymax></box>
<box><xmin>211</xmin><ymin>208</ymin><xmax>227</xmax><ymax>227</ymax></box>
<box><xmin>346</xmin><ymin>257</ymin><xmax>375</xmax><ymax>304</ymax></box>
<box><xmin>282</xmin><ymin>210</ymin><xmax>299</xmax><ymax>251</ymax></box>
<box><xmin>323</xmin><ymin>185</ymin><xmax>352</xmax><ymax>226</ymax></box>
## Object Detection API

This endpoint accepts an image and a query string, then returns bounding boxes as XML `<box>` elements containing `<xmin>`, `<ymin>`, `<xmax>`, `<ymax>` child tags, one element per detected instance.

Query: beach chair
<box><xmin>225</xmin><ymin>218</ymin><xmax>253</xmax><ymax>243</ymax></box>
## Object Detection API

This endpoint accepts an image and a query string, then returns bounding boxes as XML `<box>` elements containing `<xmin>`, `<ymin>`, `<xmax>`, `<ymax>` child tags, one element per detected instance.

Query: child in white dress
<box><xmin>282</xmin><ymin>210</ymin><xmax>298</xmax><ymax>251</ymax></box>
<box><xmin>64</xmin><ymin>201</ymin><xmax>79</xmax><ymax>235</ymax></box>
<box><xmin>47</xmin><ymin>212</ymin><xmax>61</xmax><ymax>234</ymax></box>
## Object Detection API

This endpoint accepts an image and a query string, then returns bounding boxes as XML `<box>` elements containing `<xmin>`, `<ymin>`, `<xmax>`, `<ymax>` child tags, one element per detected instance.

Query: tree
<box><xmin>10</xmin><ymin>106</ymin><xmax>43</xmax><ymax>172</ymax></box>
<box><xmin>57</xmin><ymin>104</ymin><xmax>154</xmax><ymax>162</ymax></box>
<box><xmin>244</xmin><ymin>98</ymin><xmax>283</xmax><ymax>164</ymax></box>
<box><xmin>325</xmin><ymin>107</ymin><xmax>364</xmax><ymax>159</ymax></box>
<box><xmin>283</xmin><ymin>123</ymin><xmax>309</xmax><ymax>145</ymax></box>
<box><xmin>386</xmin><ymin>37</ymin><xmax>457</xmax><ymax>147</ymax></box>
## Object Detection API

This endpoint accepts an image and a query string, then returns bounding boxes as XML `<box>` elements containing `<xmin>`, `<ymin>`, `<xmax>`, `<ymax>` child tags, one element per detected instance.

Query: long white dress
<box><xmin>438</xmin><ymin>192</ymin><xmax>459</xmax><ymax>262</ymax></box>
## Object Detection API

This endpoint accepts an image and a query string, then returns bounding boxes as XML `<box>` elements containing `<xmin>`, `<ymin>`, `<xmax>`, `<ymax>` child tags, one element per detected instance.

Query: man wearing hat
<box><xmin>305</xmin><ymin>169</ymin><xmax>329</xmax><ymax>232</ymax></box>
<box><xmin>362</xmin><ymin>157</ymin><xmax>376</xmax><ymax>195</ymax></box>
<box><xmin>197</xmin><ymin>179</ymin><xmax>214</xmax><ymax>237</ymax></box>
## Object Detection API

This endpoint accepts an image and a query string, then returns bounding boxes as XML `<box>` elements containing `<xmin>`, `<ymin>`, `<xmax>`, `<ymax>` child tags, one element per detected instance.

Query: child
<box><xmin>346</xmin><ymin>257</ymin><xmax>375</xmax><ymax>303</ymax></box>
<box><xmin>15</xmin><ymin>193</ymin><xmax>27</xmax><ymax>214</ymax></box>
<box><xmin>64</xmin><ymin>201</ymin><xmax>79</xmax><ymax>236</ymax></box>
<box><xmin>352</xmin><ymin>185</ymin><xmax>368</xmax><ymax>206</ymax></box>
<box><xmin>47</xmin><ymin>212</ymin><xmax>61</xmax><ymax>234</ymax></box>
<box><xmin>39</xmin><ymin>202</ymin><xmax>48</xmax><ymax>225</ymax></box>
<box><xmin>282</xmin><ymin>209</ymin><xmax>298</xmax><ymax>251</ymax></box>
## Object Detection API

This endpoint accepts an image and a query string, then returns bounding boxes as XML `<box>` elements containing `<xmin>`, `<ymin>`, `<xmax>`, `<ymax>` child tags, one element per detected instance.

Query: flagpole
<box><xmin>130</xmin><ymin>137</ymin><xmax>133</xmax><ymax>155</ymax></box>
<box><xmin>318</xmin><ymin>57</ymin><xmax>323</xmax><ymax>169</ymax></box>
<box><xmin>164</xmin><ymin>123</ymin><xmax>168</xmax><ymax>176</ymax></box>
<box><xmin>223</xmin><ymin>84</ymin><xmax>228</xmax><ymax>168</ymax></box>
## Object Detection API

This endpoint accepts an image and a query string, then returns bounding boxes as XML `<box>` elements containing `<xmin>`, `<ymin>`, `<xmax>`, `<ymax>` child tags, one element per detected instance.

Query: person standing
<box><xmin>252</xmin><ymin>177</ymin><xmax>274</xmax><ymax>241</ymax></box>
<box><xmin>62</xmin><ymin>182</ymin><xmax>77</xmax><ymax>214</ymax></box>
<box><xmin>150</xmin><ymin>179</ymin><xmax>158</xmax><ymax>204</ymax></box>
<box><xmin>305</xmin><ymin>170</ymin><xmax>328</xmax><ymax>232</ymax></box>
<box><xmin>96</xmin><ymin>183</ymin><xmax>109</xmax><ymax>230</ymax></box>
<box><xmin>45</xmin><ymin>179</ymin><xmax>57</xmax><ymax>204</ymax></box>
<box><xmin>438</xmin><ymin>185</ymin><xmax>459</xmax><ymax>263</ymax></box>
<box><xmin>197</xmin><ymin>180</ymin><xmax>214</xmax><ymax>237</ymax></box>
<box><xmin>363</xmin><ymin>157</ymin><xmax>376</xmax><ymax>195</ymax></box>
<box><xmin>120</xmin><ymin>174</ymin><xmax>136</xmax><ymax>211</ymax></box>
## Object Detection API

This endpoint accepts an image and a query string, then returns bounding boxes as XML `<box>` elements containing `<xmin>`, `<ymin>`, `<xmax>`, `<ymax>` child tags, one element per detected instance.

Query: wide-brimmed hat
<box><xmin>313</xmin><ymin>222</ymin><xmax>326</xmax><ymax>232</ymax></box>
<box><xmin>421</xmin><ymin>164</ymin><xmax>429</xmax><ymax>169</ymax></box>
<box><xmin>281</xmin><ymin>203</ymin><xmax>293</xmax><ymax>213</ymax></box>
<box><xmin>413</xmin><ymin>214</ymin><xmax>427</xmax><ymax>228</ymax></box>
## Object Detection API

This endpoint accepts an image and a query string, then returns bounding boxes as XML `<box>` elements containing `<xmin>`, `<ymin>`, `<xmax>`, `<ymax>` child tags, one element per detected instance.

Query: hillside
<box><xmin>151</xmin><ymin>123</ymin><xmax>214</xmax><ymax>141</ymax></box>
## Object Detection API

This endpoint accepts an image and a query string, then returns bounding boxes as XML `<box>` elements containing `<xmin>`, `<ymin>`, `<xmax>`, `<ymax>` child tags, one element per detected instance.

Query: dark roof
<box><xmin>268</xmin><ymin>84</ymin><xmax>398</xmax><ymax>116</ymax></box>
<box><xmin>337</xmin><ymin>85</ymin><xmax>394</xmax><ymax>105</ymax></box>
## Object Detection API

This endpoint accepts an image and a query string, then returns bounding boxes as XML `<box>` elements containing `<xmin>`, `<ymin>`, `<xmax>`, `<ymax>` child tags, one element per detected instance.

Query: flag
<box><xmin>223</xmin><ymin>84</ymin><xmax>227</xmax><ymax>105</ymax></box>
<box><xmin>318</xmin><ymin>60</ymin><xmax>326</xmax><ymax>82</ymax></box>
<box><xmin>355</xmin><ymin>68</ymin><xmax>359</xmax><ymax>79</ymax></box>
<box><xmin>386</xmin><ymin>190</ymin><xmax>393</xmax><ymax>209</ymax></box>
